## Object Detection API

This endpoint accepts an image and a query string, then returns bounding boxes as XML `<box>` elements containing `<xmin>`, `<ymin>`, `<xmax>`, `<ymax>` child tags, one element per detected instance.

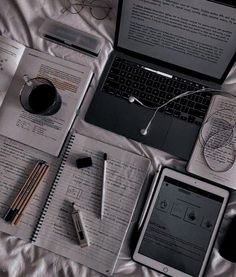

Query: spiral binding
<box><xmin>31</xmin><ymin>133</ymin><xmax>75</xmax><ymax>242</ymax></box>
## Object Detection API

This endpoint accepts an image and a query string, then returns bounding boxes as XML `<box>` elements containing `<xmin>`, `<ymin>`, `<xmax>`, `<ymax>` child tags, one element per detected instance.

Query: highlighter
<box><xmin>71</xmin><ymin>203</ymin><xmax>89</xmax><ymax>248</ymax></box>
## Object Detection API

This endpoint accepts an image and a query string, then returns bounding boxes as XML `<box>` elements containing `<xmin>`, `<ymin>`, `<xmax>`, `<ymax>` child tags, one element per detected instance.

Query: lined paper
<box><xmin>0</xmin><ymin>135</ymin><xmax>60</xmax><ymax>240</ymax></box>
<box><xmin>33</xmin><ymin>133</ymin><xmax>150</xmax><ymax>276</ymax></box>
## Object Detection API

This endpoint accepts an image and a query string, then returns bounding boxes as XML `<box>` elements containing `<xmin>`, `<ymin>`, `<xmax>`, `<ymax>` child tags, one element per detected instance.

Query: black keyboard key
<box><xmin>153</xmin><ymin>82</ymin><xmax>160</xmax><ymax>88</ymax></box>
<box><xmin>140</xmin><ymin>77</ymin><xmax>146</xmax><ymax>83</ymax></box>
<box><xmin>120</xmin><ymin>85</ymin><xmax>127</xmax><ymax>92</ymax></box>
<box><xmin>146</xmin><ymin>94</ymin><xmax>153</xmax><ymax>101</ymax></box>
<box><xmin>112</xmin><ymin>60</ymin><xmax>119</xmax><ymax>67</ymax></box>
<box><xmin>126</xmin><ymin>87</ymin><xmax>133</xmax><ymax>94</ymax></box>
<box><xmin>133</xmin><ymin>90</ymin><xmax>140</xmax><ymax>96</ymax></box>
<box><xmin>139</xmin><ymin>84</ymin><xmax>145</xmax><ymax>90</ymax></box>
<box><xmin>110</xmin><ymin>68</ymin><xmax>120</xmax><ymax>75</ymax></box>
<box><xmin>188</xmin><ymin>116</ymin><xmax>195</xmax><ymax>123</ymax></box>
<box><xmin>107</xmin><ymin>74</ymin><xmax>119</xmax><ymax>82</ymax></box>
<box><xmin>167</xmin><ymin>102</ymin><xmax>174</xmax><ymax>108</ymax></box>
<box><xmin>119</xmin><ymin>77</ymin><xmax>125</xmax><ymax>84</ymax></box>
<box><xmin>164</xmin><ymin>107</ymin><xmax>173</xmax><ymax>115</ymax></box>
<box><xmin>181</xmin><ymin>106</ymin><xmax>189</xmax><ymax>113</ymax></box>
<box><xmin>159</xmin><ymin>76</ymin><xmax>166</xmax><ymax>83</ymax></box>
<box><xmin>145</xmin><ymin>71</ymin><xmax>152</xmax><ymax>78</ymax></box>
<box><xmin>180</xmin><ymin>115</ymin><xmax>188</xmax><ymax>121</ymax></box>
<box><xmin>126</xmin><ymin>80</ymin><xmax>132</xmax><ymax>86</ymax></box>
<box><xmin>167</xmin><ymin>86</ymin><xmax>174</xmax><ymax>93</ymax></box>
<box><xmin>140</xmin><ymin>92</ymin><xmax>146</xmax><ymax>99</ymax></box>
<box><xmin>160</xmin><ymin>84</ymin><xmax>167</xmax><ymax>91</ymax></box>
<box><xmin>166</xmin><ymin>93</ymin><xmax>174</xmax><ymax>100</ymax></box>
<box><xmin>103</xmin><ymin>80</ymin><xmax>117</xmax><ymax>89</ymax></box>
<box><xmin>146</xmin><ymin>87</ymin><xmax>152</xmax><ymax>93</ymax></box>
<box><xmin>160</xmin><ymin>91</ymin><xmax>165</xmax><ymax>98</ymax></box>
<box><xmin>173</xmin><ymin>82</ymin><xmax>180</xmax><ymax>88</ymax></box>
<box><xmin>173</xmin><ymin>111</ymin><xmax>181</xmax><ymax>118</ymax></box>
<box><xmin>174</xmin><ymin>103</ymin><xmax>181</xmax><ymax>110</ymax></box>
<box><xmin>139</xmin><ymin>69</ymin><xmax>146</xmax><ymax>76</ymax></box>
<box><xmin>194</xmin><ymin>103</ymin><xmax>208</xmax><ymax>112</ymax></box>
<box><xmin>180</xmin><ymin>84</ymin><xmax>187</xmax><ymax>90</ymax></box>
<box><xmin>152</xmin><ymin>89</ymin><xmax>159</xmax><ymax>95</ymax></box>
<box><xmin>180</xmin><ymin>98</ymin><xmax>187</xmax><ymax>105</ymax></box>
<box><xmin>153</xmin><ymin>97</ymin><xmax>160</xmax><ymax>104</ymax></box>
<box><xmin>115</xmin><ymin>90</ymin><xmax>122</xmax><ymax>97</ymax></box>
<box><xmin>126</xmin><ymin>65</ymin><xmax>132</xmax><ymax>72</ymax></box>
<box><xmin>174</xmin><ymin>89</ymin><xmax>181</xmax><ymax>95</ymax></box>
<box><xmin>121</xmin><ymin>92</ymin><xmax>130</xmax><ymax>99</ymax></box>
<box><xmin>188</xmin><ymin>101</ymin><xmax>194</xmax><ymax>108</ymax></box>
<box><xmin>132</xmin><ymin>68</ymin><xmax>140</xmax><ymax>74</ymax></box>
<box><xmin>146</xmin><ymin>80</ymin><xmax>153</xmax><ymax>86</ymax></box>
<box><xmin>189</xmin><ymin>109</ymin><xmax>205</xmax><ymax>118</ymax></box>
<box><xmin>202</xmin><ymin>98</ymin><xmax>211</xmax><ymax>105</ymax></box>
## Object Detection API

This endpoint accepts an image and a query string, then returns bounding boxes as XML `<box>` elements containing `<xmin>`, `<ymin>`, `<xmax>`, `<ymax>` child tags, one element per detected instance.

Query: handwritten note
<box><xmin>33</xmin><ymin>133</ymin><xmax>150</xmax><ymax>276</ymax></box>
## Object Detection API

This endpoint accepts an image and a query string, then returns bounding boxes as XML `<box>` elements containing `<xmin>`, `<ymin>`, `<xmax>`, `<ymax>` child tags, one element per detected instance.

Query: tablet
<box><xmin>133</xmin><ymin>168</ymin><xmax>229</xmax><ymax>277</ymax></box>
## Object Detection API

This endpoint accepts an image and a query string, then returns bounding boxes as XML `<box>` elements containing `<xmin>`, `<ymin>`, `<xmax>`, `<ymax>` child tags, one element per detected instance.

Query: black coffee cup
<box><xmin>20</xmin><ymin>75</ymin><xmax>62</xmax><ymax>116</ymax></box>
<box><xmin>219</xmin><ymin>216</ymin><xmax>236</xmax><ymax>263</ymax></box>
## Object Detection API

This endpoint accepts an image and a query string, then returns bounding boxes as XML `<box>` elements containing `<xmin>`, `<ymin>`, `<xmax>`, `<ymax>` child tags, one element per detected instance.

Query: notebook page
<box><xmin>32</xmin><ymin>133</ymin><xmax>151</xmax><ymax>276</ymax></box>
<box><xmin>0</xmin><ymin>135</ymin><xmax>61</xmax><ymax>241</ymax></box>
<box><xmin>187</xmin><ymin>94</ymin><xmax>236</xmax><ymax>189</ymax></box>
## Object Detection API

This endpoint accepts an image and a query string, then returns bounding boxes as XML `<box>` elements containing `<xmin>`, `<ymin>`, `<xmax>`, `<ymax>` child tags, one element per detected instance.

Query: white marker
<box><xmin>138</xmin><ymin>164</ymin><xmax>162</xmax><ymax>230</ymax></box>
<box><xmin>101</xmin><ymin>153</ymin><xmax>107</xmax><ymax>219</ymax></box>
<box><xmin>71</xmin><ymin>203</ymin><xmax>89</xmax><ymax>247</ymax></box>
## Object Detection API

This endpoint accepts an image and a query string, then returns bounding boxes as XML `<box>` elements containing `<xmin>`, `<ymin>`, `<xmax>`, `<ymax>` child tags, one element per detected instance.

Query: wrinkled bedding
<box><xmin>0</xmin><ymin>0</ymin><xmax>236</xmax><ymax>276</ymax></box>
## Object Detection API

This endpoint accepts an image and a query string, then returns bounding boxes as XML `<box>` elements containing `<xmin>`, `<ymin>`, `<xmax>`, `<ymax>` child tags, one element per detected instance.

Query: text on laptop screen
<box><xmin>117</xmin><ymin>0</ymin><xmax>236</xmax><ymax>80</ymax></box>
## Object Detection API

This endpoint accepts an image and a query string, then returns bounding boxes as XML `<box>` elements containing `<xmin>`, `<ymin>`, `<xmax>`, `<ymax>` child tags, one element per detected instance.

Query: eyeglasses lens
<box><xmin>202</xmin><ymin>116</ymin><xmax>235</xmax><ymax>172</ymax></box>
<box><xmin>90</xmin><ymin>0</ymin><xmax>111</xmax><ymax>19</ymax></box>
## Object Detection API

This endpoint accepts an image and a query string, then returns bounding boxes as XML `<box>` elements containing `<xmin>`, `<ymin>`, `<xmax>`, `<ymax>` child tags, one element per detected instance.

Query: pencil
<box><xmin>3</xmin><ymin>160</ymin><xmax>49</xmax><ymax>224</ymax></box>
<box><xmin>12</xmin><ymin>163</ymin><xmax>49</xmax><ymax>225</ymax></box>
<box><xmin>3</xmin><ymin>161</ymin><xmax>43</xmax><ymax>222</ymax></box>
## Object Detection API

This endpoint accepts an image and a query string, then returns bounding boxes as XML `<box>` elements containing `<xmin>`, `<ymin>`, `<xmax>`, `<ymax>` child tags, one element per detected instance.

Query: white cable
<box><xmin>128</xmin><ymin>96</ymin><xmax>156</xmax><ymax>109</ymax></box>
<box><xmin>128</xmin><ymin>88</ymin><xmax>224</xmax><ymax>136</ymax></box>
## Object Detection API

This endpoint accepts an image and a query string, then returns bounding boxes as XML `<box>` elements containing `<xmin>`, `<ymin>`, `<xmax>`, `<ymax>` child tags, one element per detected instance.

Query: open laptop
<box><xmin>85</xmin><ymin>0</ymin><xmax>236</xmax><ymax>160</ymax></box>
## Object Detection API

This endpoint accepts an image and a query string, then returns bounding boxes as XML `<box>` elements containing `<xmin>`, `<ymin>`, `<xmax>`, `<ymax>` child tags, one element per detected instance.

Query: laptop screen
<box><xmin>116</xmin><ymin>0</ymin><xmax>236</xmax><ymax>82</ymax></box>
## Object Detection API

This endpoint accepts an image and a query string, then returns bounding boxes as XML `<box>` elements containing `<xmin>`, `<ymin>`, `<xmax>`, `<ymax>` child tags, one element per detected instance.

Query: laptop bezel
<box><xmin>114</xmin><ymin>0</ymin><xmax>236</xmax><ymax>85</ymax></box>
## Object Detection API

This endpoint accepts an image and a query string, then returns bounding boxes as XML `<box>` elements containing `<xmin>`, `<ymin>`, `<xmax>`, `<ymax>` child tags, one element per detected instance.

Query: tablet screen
<box><xmin>138</xmin><ymin>176</ymin><xmax>224</xmax><ymax>277</ymax></box>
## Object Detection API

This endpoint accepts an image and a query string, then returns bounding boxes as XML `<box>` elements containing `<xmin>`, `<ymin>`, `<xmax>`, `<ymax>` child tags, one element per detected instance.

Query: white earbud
<box><xmin>129</xmin><ymin>96</ymin><xmax>135</xmax><ymax>103</ymax></box>
<box><xmin>140</xmin><ymin>128</ymin><xmax>148</xmax><ymax>136</ymax></box>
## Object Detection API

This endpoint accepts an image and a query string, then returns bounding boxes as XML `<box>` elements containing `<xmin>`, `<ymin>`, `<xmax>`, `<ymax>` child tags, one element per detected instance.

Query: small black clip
<box><xmin>76</xmin><ymin>157</ymin><xmax>92</xmax><ymax>169</ymax></box>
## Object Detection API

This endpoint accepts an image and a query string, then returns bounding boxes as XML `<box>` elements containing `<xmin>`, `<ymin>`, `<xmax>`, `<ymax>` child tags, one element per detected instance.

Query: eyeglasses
<box><xmin>200</xmin><ymin>109</ymin><xmax>236</xmax><ymax>172</ymax></box>
<box><xmin>62</xmin><ymin>0</ymin><xmax>112</xmax><ymax>20</ymax></box>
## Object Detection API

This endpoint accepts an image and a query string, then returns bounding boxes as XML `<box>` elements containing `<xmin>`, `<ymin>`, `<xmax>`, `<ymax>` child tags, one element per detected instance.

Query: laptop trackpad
<box><xmin>112</xmin><ymin>105</ymin><xmax>172</xmax><ymax>149</ymax></box>
<box><xmin>163</xmin><ymin>119</ymin><xmax>199</xmax><ymax>159</ymax></box>
<box><xmin>138</xmin><ymin>113</ymin><xmax>172</xmax><ymax>148</ymax></box>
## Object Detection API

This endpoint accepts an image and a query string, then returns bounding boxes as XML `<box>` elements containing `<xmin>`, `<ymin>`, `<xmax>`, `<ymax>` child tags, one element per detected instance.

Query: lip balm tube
<box><xmin>71</xmin><ymin>203</ymin><xmax>89</xmax><ymax>248</ymax></box>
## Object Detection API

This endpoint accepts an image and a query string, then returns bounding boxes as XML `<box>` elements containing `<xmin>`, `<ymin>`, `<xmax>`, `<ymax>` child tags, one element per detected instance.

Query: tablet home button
<box><xmin>163</xmin><ymin>267</ymin><xmax>168</xmax><ymax>273</ymax></box>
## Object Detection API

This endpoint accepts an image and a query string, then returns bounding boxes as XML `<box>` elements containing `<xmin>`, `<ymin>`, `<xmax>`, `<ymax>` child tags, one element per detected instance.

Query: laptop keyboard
<box><xmin>101</xmin><ymin>56</ymin><xmax>212</xmax><ymax>126</ymax></box>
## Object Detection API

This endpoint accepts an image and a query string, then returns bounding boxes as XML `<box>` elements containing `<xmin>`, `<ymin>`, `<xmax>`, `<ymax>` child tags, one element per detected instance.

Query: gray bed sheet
<box><xmin>0</xmin><ymin>0</ymin><xmax>236</xmax><ymax>276</ymax></box>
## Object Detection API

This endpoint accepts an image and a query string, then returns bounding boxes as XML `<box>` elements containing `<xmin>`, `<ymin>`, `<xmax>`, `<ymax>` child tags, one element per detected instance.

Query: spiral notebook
<box><xmin>0</xmin><ymin>133</ymin><xmax>150</xmax><ymax>275</ymax></box>
<box><xmin>27</xmin><ymin>133</ymin><xmax>150</xmax><ymax>276</ymax></box>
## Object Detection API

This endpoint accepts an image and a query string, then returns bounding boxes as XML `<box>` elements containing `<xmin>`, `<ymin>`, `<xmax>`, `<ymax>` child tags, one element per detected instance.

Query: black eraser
<box><xmin>76</xmin><ymin>157</ymin><xmax>92</xmax><ymax>169</ymax></box>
